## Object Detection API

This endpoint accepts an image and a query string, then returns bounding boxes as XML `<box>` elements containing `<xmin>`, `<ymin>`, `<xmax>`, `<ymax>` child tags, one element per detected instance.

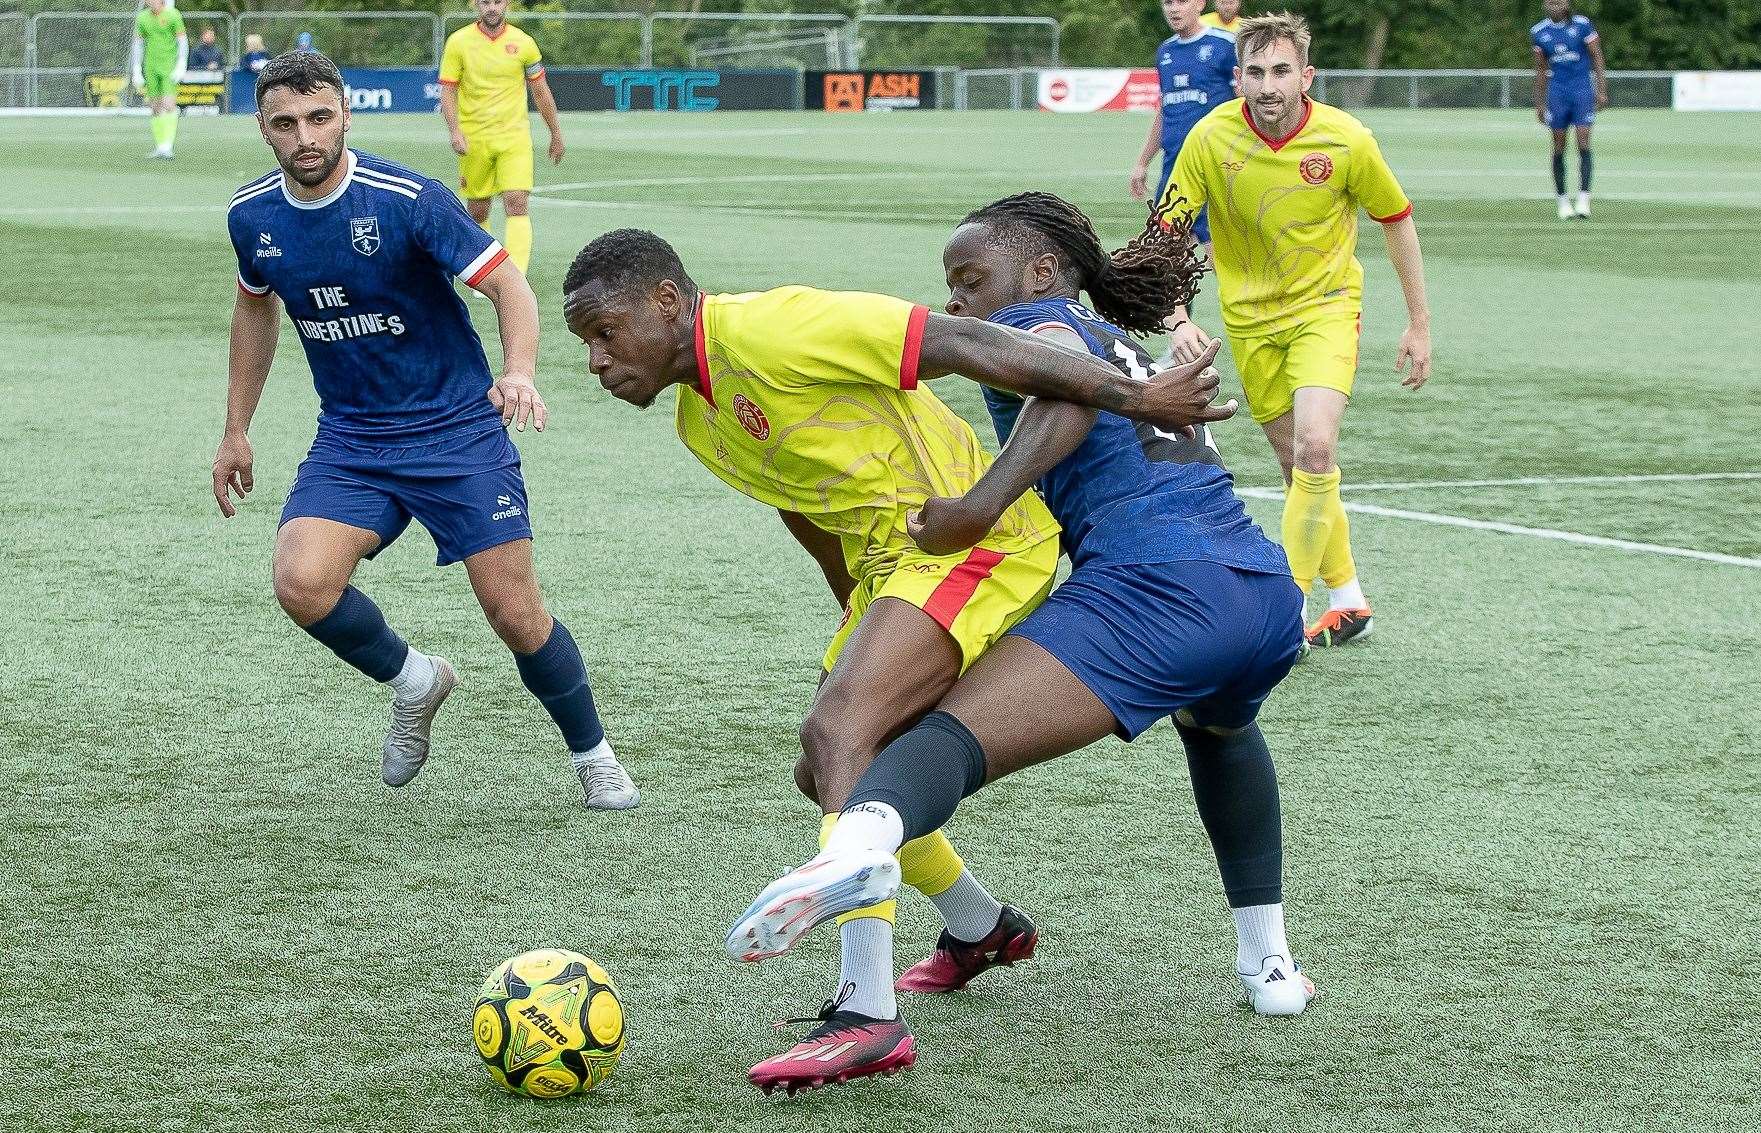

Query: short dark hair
<box><xmin>255</xmin><ymin>50</ymin><xmax>345</xmax><ymax>109</ymax></box>
<box><xmin>564</xmin><ymin>229</ymin><xmax>698</xmax><ymax>301</ymax></box>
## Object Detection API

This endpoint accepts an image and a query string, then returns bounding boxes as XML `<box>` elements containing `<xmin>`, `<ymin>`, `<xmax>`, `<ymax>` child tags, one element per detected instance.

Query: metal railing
<box><xmin>235</xmin><ymin>11</ymin><xmax>442</xmax><ymax>71</ymax></box>
<box><xmin>851</xmin><ymin>15</ymin><xmax>1060</xmax><ymax>70</ymax></box>
<box><xmin>646</xmin><ymin>12</ymin><xmax>851</xmax><ymax>70</ymax></box>
<box><xmin>18</xmin><ymin>10</ymin><xmax>232</xmax><ymax>109</ymax></box>
<box><xmin>441</xmin><ymin>12</ymin><xmax>644</xmax><ymax>69</ymax></box>
<box><xmin>1313</xmin><ymin>68</ymin><xmax>1677</xmax><ymax>110</ymax></box>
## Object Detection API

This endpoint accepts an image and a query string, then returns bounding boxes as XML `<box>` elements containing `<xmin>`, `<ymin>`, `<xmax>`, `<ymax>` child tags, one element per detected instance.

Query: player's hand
<box><xmin>1167</xmin><ymin>319</ymin><xmax>1213</xmax><ymax>366</ymax></box>
<box><xmin>450</xmin><ymin>129</ymin><xmax>469</xmax><ymax>156</ymax></box>
<box><xmin>1129</xmin><ymin>163</ymin><xmax>1150</xmax><ymax>202</ymax></box>
<box><xmin>1596</xmin><ymin>89</ymin><xmax>1609</xmax><ymax>109</ymax></box>
<box><xmin>490</xmin><ymin>373</ymin><xmax>547</xmax><ymax>432</ymax></box>
<box><xmin>1135</xmin><ymin>340</ymin><xmax>1237</xmax><ymax>433</ymax></box>
<box><xmin>907</xmin><ymin>495</ymin><xmax>996</xmax><ymax>557</ymax></box>
<box><xmin>1396</xmin><ymin>323</ymin><xmax>1431</xmax><ymax>389</ymax></box>
<box><xmin>1535</xmin><ymin>106</ymin><xmax>1547</xmax><ymax>125</ymax></box>
<box><xmin>212</xmin><ymin>432</ymin><xmax>254</xmax><ymax>518</ymax></box>
<box><xmin>548</xmin><ymin>134</ymin><xmax>565</xmax><ymax>164</ymax></box>
<box><xmin>132</xmin><ymin>79</ymin><xmax>145</xmax><ymax>96</ymax></box>
<box><xmin>173</xmin><ymin>68</ymin><xmax>186</xmax><ymax>84</ymax></box>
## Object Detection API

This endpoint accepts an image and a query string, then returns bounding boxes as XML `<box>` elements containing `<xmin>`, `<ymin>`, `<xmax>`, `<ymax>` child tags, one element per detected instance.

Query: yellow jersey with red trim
<box><xmin>1199</xmin><ymin>11</ymin><xmax>1240</xmax><ymax>34</ymax></box>
<box><xmin>439</xmin><ymin>22</ymin><xmax>543</xmax><ymax>144</ymax></box>
<box><xmin>1156</xmin><ymin>97</ymin><xmax>1413</xmax><ymax>336</ymax></box>
<box><xmin>675</xmin><ymin>286</ymin><xmax>1060</xmax><ymax>583</ymax></box>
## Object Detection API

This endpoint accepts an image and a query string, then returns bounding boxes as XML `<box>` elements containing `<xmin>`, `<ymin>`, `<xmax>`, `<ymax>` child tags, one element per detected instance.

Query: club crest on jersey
<box><xmin>731</xmin><ymin>394</ymin><xmax>770</xmax><ymax>440</ymax></box>
<box><xmin>505</xmin><ymin>42</ymin><xmax>520</xmax><ymax>54</ymax></box>
<box><xmin>349</xmin><ymin>216</ymin><xmax>381</xmax><ymax>256</ymax></box>
<box><xmin>1298</xmin><ymin>153</ymin><xmax>1334</xmax><ymax>185</ymax></box>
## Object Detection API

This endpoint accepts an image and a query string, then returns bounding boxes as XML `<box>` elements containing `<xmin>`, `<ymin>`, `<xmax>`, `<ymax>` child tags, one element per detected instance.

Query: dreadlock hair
<box><xmin>959</xmin><ymin>192</ymin><xmax>1205</xmax><ymax>338</ymax></box>
<box><xmin>563</xmin><ymin>228</ymin><xmax>698</xmax><ymax>301</ymax></box>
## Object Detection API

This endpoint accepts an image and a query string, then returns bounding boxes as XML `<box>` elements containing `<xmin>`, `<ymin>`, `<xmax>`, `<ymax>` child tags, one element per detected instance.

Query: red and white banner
<box><xmin>1037</xmin><ymin>68</ymin><xmax>1160</xmax><ymax>113</ymax></box>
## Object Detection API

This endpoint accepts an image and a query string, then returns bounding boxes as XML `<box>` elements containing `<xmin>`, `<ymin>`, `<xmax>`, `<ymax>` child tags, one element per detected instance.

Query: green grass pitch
<box><xmin>0</xmin><ymin>107</ymin><xmax>1757</xmax><ymax>1131</ymax></box>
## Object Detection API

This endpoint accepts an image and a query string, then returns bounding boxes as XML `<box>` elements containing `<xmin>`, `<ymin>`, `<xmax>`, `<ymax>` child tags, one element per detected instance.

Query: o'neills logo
<box><xmin>1299</xmin><ymin>152</ymin><xmax>1334</xmax><ymax>185</ymax></box>
<box><xmin>732</xmin><ymin>394</ymin><xmax>770</xmax><ymax>440</ymax></box>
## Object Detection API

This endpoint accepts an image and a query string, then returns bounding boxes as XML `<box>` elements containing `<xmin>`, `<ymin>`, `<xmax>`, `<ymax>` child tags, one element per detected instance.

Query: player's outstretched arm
<box><xmin>777</xmin><ymin>510</ymin><xmax>857</xmax><ymax>606</ymax></box>
<box><xmin>909</xmin><ymin>395</ymin><xmax>1095</xmax><ymax>557</ymax></box>
<box><xmin>1381</xmin><ymin>214</ymin><xmax>1432</xmax><ymax>389</ymax></box>
<box><xmin>917</xmin><ymin>312</ymin><xmax>1235</xmax><ymax>433</ymax></box>
<box><xmin>214</xmin><ymin>289</ymin><xmax>280</xmax><ymax>517</ymax></box>
<box><xmin>476</xmin><ymin>258</ymin><xmax>548</xmax><ymax>432</ymax></box>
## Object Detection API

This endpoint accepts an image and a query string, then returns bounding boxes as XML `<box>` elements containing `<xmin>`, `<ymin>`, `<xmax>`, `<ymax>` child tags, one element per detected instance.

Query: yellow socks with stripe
<box><xmin>149</xmin><ymin>113</ymin><xmax>171</xmax><ymax>149</ymax></box>
<box><xmin>504</xmin><ymin>214</ymin><xmax>533</xmax><ymax>275</ymax></box>
<box><xmin>1318</xmin><ymin>486</ymin><xmax>1365</xmax><ymax>609</ymax></box>
<box><xmin>1282</xmin><ymin>467</ymin><xmax>1342</xmax><ymax>597</ymax></box>
<box><xmin>162</xmin><ymin>110</ymin><xmax>178</xmax><ymax>150</ymax></box>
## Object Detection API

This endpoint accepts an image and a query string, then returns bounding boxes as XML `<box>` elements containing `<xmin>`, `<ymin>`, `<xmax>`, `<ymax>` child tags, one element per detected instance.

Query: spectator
<box><xmin>240</xmin><ymin>34</ymin><xmax>270</xmax><ymax>74</ymax></box>
<box><xmin>187</xmin><ymin>26</ymin><xmax>223</xmax><ymax>72</ymax></box>
<box><xmin>294</xmin><ymin>31</ymin><xmax>316</xmax><ymax>53</ymax></box>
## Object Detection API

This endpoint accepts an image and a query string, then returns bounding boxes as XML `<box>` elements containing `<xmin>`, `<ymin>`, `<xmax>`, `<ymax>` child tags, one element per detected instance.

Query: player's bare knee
<box><xmin>503</xmin><ymin>192</ymin><xmax>530</xmax><ymax>216</ymax></box>
<box><xmin>1292</xmin><ymin>432</ymin><xmax>1336</xmax><ymax>475</ymax></box>
<box><xmin>272</xmin><ymin>562</ymin><xmax>344</xmax><ymax>626</ymax></box>
<box><xmin>485</xmin><ymin>598</ymin><xmax>551</xmax><ymax>653</ymax></box>
<box><xmin>466</xmin><ymin>199</ymin><xmax>492</xmax><ymax>225</ymax></box>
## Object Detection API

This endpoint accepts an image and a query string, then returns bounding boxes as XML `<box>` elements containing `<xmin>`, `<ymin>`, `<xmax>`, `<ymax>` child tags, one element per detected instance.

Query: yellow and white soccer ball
<box><xmin>473</xmin><ymin>948</ymin><xmax>626</xmax><ymax>1098</ymax></box>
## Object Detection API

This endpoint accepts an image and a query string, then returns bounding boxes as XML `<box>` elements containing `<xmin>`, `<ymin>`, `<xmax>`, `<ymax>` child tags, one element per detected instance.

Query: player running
<box><xmin>561</xmin><ymin>228</ymin><xmax>1238</xmax><ymax>1092</ymax></box>
<box><xmin>214</xmin><ymin>52</ymin><xmax>637</xmax><ymax>809</ymax></box>
<box><xmin>728</xmin><ymin>193</ymin><xmax>1313</xmax><ymax>1081</ymax></box>
<box><xmin>1130</xmin><ymin>0</ymin><xmax>1237</xmax><ymax>268</ymax></box>
<box><xmin>1202</xmin><ymin>0</ymin><xmax>1244</xmax><ymax>35</ymax></box>
<box><xmin>1156</xmin><ymin>11</ymin><xmax>1433</xmax><ymax>649</ymax></box>
<box><xmin>440</xmin><ymin>0</ymin><xmax>566</xmax><ymax>275</ymax></box>
<box><xmin>1532</xmin><ymin>0</ymin><xmax>1606</xmax><ymax>219</ymax></box>
<box><xmin>130</xmin><ymin>0</ymin><xmax>187</xmax><ymax>159</ymax></box>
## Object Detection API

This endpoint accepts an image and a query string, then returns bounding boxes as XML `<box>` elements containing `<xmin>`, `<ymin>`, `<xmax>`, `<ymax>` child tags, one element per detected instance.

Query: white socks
<box><xmin>1233</xmin><ymin>902</ymin><xmax>1293</xmax><ymax>973</ymax></box>
<box><xmin>822</xmin><ymin>801</ymin><xmax>904</xmax><ymax>857</ymax></box>
<box><xmin>1327</xmin><ymin>576</ymin><xmax>1367</xmax><ymax>611</ymax></box>
<box><xmin>569</xmin><ymin>736</ymin><xmax>617</xmax><ymax>769</ymax></box>
<box><xmin>387</xmin><ymin>648</ymin><xmax>437</xmax><ymax>701</ymax></box>
<box><xmin>928</xmin><ymin>871</ymin><xmax>1005</xmax><ymax>943</ymax></box>
<box><xmin>836</xmin><ymin>918</ymin><xmax>898</xmax><ymax>1019</ymax></box>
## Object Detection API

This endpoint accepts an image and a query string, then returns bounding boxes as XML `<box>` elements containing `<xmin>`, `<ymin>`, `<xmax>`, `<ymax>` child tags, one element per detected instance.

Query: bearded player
<box><xmin>1157</xmin><ymin>11</ymin><xmax>1433</xmax><ymax>649</ymax></box>
<box><xmin>215</xmin><ymin>53</ymin><xmax>636</xmax><ymax>808</ymax></box>
<box><xmin>562</xmin><ymin>228</ymin><xmax>1237</xmax><ymax>1091</ymax></box>
<box><xmin>440</xmin><ymin>0</ymin><xmax>566</xmax><ymax>274</ymax></box>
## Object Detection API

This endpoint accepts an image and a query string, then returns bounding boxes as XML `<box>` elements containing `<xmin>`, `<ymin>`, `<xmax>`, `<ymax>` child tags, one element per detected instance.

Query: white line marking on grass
<box><xmin>1341</xmin><ymin>472</ymin><xmax>1761</xmax><ymax>492</ymax></box>
<box><xmin>1235</xmin><ymin>487</ymin><xmax>1761</xmax><ymax>569</ymax></box>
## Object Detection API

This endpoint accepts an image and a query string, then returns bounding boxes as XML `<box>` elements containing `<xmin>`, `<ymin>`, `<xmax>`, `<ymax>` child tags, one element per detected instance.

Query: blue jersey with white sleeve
<box><xmin>982</xmin><ymin>297</ymin><xmax>1288</xmax><ymax>577</ymax></box>
<box><xmin>1156</xmin><ymin>27</ymin><xmax>1237</xmax><ymax>153</ymax></box>
<box><xmin>1531</xmin><ymin>14</ymin><xmax>1598</xmax><ymax>89</ymax></box>
<box><xmin>227</xmin><ymin>149</ymin><xmax>509</xmax><ymax>442</ymax></box>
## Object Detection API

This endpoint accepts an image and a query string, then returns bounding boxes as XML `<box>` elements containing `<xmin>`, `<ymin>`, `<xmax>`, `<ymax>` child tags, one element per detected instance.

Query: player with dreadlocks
<box><xmin>729</xmin><ymin>192</ymin><xmax>1318</xmax><ymax>1043</ymax></box>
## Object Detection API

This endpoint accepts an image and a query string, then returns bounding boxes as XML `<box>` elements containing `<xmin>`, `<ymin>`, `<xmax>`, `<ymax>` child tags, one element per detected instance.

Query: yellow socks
<box><xmin>504</xmin><ymin>214</ymin><xmax>532</xmax><ymax>275</ymax></box>
<box><xmin>1282</xmin><ymin>467</ymin><xmax>1343</xmax><ymax>596</ymax></box>
<box><xmin>1318</xmin><ymin>485</ymin><xmax>1359</xmax><ymax>595</ymax></box>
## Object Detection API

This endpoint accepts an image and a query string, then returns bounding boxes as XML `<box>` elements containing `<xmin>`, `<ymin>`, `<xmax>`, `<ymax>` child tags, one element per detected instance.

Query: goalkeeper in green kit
<box><xmin>131</xmin><ymin>0</ymin><xmax>187</xmax><ymax>159</ymax></box>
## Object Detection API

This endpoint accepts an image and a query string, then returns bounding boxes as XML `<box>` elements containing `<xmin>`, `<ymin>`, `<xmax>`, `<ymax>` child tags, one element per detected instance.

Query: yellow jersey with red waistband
<box><xmin>675</xmin><ymin>286</ymin><xmax>1060</xmax><ymax>583</ymax></box>
<box><xmin>1157</xmin><ymin>97</ymin><xmax>1413</xmax><ymax>337</ymax></box>
<box><xmin>439</xmin><ymin>21</ymin><xmax>543</xmax><ymax>144</ymax></box>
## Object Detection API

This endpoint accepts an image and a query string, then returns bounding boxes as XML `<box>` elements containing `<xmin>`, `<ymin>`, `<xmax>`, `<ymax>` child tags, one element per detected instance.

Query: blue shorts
<box><xmin>1157</xmin><ymin>155</ymin><xmax>1210</xmax><ymax>245</ymax></box>
<box><xmin>1546</xmin><ymin>84</ymin><xmax>1596</xmax><ymax>128</ymax></box>
<box><xmin>280</xmin><ymin>424</ymin><xmax>532</xmax><ymax>566</ymax></box>
<box><xmin>1008</xmin><ymin>559</ymin><xmax>1303</xmax><ymax>740</ymax></box>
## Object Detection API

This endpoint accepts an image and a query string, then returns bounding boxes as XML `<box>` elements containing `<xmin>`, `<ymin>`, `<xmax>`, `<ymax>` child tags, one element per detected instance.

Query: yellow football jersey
<box><xmin>1199</xmin><ymin>11</ymin><xmax>1241</xmax><ymax>33</ymax></box>
<box><xmin>439</xmin><ymin>22</ymin><xmax>543</xmax><ymax>143</ymax></box>
<box><xmin>1158</xmin><ymin>97</ymin><xmax>1412</xmax><ymax>336</ymax></box>
<box><xmin>675</xmin><ymin>286</ymin><xmax>1059</xmax><ymax>583</ymax></box>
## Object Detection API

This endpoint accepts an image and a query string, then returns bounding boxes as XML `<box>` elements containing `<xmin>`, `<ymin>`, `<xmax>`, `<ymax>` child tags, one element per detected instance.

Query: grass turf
<box><xmin>0</xmin><ymin>107</ymin><xmax>1757</xmax><ymax>1132</ymax></box>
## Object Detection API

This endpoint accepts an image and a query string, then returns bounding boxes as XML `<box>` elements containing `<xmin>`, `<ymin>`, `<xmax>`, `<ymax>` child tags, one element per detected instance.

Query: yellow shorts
<box><xmin>458</xmin><ymin>133</ymin><xmax>533</xmax><ymax>200</ymax></box>
<box><xmin>823</xmin><ymin>538</ymin><xmax>1059</xmax><ymax>675</ymax></box>
<box><xmin>1227</xmin><ymin>308</ymin><xmax>1361</xmax><ymax>425</ymax></box>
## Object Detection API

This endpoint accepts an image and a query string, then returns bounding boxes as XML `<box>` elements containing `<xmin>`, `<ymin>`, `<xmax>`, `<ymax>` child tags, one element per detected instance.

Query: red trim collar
<box><xmin>476</xmin><ymin>20</ymin><xmax>509</xmax><ymax>41</ymax></box>
<box><xmin>1241</xmin><ymin>96</ymin><xmax>1313</xmax><ymax>152</ymax></box>
<box><xmin>692</xmin><ymin>293</ymin><xmax>714</xmax><ymax>406</ymax></box>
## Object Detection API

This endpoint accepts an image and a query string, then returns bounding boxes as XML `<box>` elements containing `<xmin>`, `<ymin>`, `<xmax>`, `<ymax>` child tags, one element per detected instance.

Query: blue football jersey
<box><xmin>983</xmin><ymin>297</ymin><xmax>1288</xmax><ymax>577</ymax></box>
<box><xmin>1531</xmin><ymin>14</ymin><xmax>1598</xmax><ymax>88</ymax></box>
<box><xmin>1156</xmin><ymin>28</ymin><xmax>1237</xmax><ymax>151</ymax></box>
<box><xmin>228</xmin><ymin>150</ymin><xmax>507</xmax><ymax>442</ymax></box>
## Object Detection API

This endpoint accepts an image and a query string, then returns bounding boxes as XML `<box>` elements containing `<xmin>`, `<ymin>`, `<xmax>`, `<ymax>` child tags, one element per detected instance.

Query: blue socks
<box><xmin>1551</xmin><ymin>151</ymin><xmax>1567</xmax><ymax>195</ymax></box>
<box><xmin>1578</xmin><ymin>147</ymin><xmax>1592</xmax><ymax>192</ymax></box>
<box><xmin>302</xmin><ymin>586</ymin><xmax>409</xmax><ymax>683</ymax></box>
<box><xmin>1179</xmin><ymin>720</ymin><xmax>1283</xmax><ymax>908</ymax></box>
<box><xmin>513</xmin><ymin>619</ymin><xmax>605</xmax><ymax>753</ymax></box>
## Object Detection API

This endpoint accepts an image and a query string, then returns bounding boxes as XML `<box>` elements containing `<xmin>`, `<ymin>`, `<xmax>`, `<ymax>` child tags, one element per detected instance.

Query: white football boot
<box><xmin>727</xmin><ymin>849</ymin><xmax>901</xmax><ymax>962</ymax></box>
<box><xmin>1574</xmin><ymin>191</ymin><xmax>1591</xmax><ymax>218</ymax></box>
<box><xmin>1557</xmin><ymin>195</ymin><xmax>1575</xmax><ymax>221</ymax></box>
<box><xmin>575</xmin><ymin>746</ymin><xmax>640</xmax><ymax>810</ymax></box>
<box><xmin>1239</xmin><ymin>955</ymin><xmax>1317</xmax><ymax>1016</ymax></box>
<box><xmin>381</xmin><ymin>656</ymin><xmax>458</xmax><ymax>787</ymax></box>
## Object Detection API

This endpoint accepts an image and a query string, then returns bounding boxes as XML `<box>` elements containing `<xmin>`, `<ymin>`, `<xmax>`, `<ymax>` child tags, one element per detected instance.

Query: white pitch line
<box><xmin>1340</xmin><ymin>471</ymin><xmax>1761</xmax><ymax>492</ymax></box>
<box><xmin>1235</xmin><ymin>486</ymin><xmax>1761</xmax><ymax>569</ymax></box>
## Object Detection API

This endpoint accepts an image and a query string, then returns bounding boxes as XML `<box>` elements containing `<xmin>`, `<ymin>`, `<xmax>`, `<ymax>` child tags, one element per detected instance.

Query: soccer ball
<box><xmin>473</xmin><ymin>948</ymin><xmax>626</xmax><ymax>1098</ymax></box>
